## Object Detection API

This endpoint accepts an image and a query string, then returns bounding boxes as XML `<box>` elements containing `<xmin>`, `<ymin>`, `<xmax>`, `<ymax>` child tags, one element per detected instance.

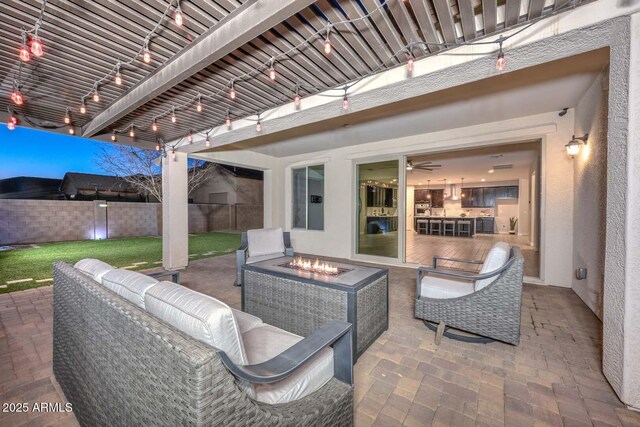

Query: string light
<box><xmin>19</xmin><ymin>33</ymin><xmax>30</xmax><ymax>62</ymax></box>
<box><xmin>256</xmin><ymin>116</ymin><xmax>262</xmax><ymax>132</ymax></box>
<box><xmin>152</xmin><ymin>118</ymin><xmax>158</xmax><ymax>132</ymax></box>
<box><xmin>11</xmin><ymin>83</ymin><xmax>23</xmax><ymax>106</ymax></box>
<box><xmin>407</xmin><ymin>46</ymin><xmax>415</xmax><ymax>72</ymax></box>
<box><xmin>114</xmin><ymin>62</ymin><xmax>122</xmax><ymax>86</ymax></box>
<box><xmin>324</xmin><ymin>24</ymin><xmax>332</xmax><ymax>55</ymax></box>
<box><xmin>80</xmin><ymin>100</ymin><xmax>86</xmax><ymax>114</ymax></box>
<box><xmin>64</xmin><ymin>108</ymin><xmax>71</xmax><ymax>124</ymax></box>
<box><xmin>7</xmin><ymin>113</ymin><xmax>17</xmax><ymax>131</ymax></box>
<box><xmin>294</xmin><ymin>85</ymin><xmax>301</xmax><ymax>107</ymax></box>
<box><xmin>174</xmin><ymin>1</ymin><xmax>184</xmax><ymax>26</ymax></box>
<box><xmin>142</xmin><ymin>38</ymin><xmax>151</xmax><ymax>63</ymax></box>
<box><xmin>225</xmin><ymin>111</ymin><xmax>232</xmax><ymax>129</ymax></box>
<box><xmin>496</xmin><ymin>37</ymin><xmax>506</xmax><ymax>71</ymax></box>
<box><xmin>129</xmin><ymin>126</ymin><xmax>135</xmax><ymax>138</ymax></box>
<box><xmin>196</xmin><ymin>95</ymin><xmax>202</xmax><ymax>112</ymax></box>
<box><xmin>187</xmin><ymin>131</ymin><xmax>193</xmax><ymax>143</ymax></box>
<box><xmin>92</xmin><ymin>85</ymin><xmax>100</xmax><ymax>102</ymax></box>
<box><xmin>155</xmin><ymin>142</ymin><xmax>161</xmax><ymax>151</ymax></box>
<box><xmin>342</xmin><ymin>89</ymin><xmax>349</xmax><ymax>110</ymax></box>
<box><xmin>111</xmin><ymin>131</ymin><xmax>117</xmax><ymax>141</ymax></box>
<box><xmin>229</xmin><ymin>81</ymin><xmax>236</xmax><ymax>100</ymax></box>
<box><xmin>171</xmin><ymin>149</ymin><xmax>176</xmax><ymax>160</ymax></box>
<box><xmin>30</xmin><ymin>33</ymin><xmax>43</xmax><ymax>57</ymax></box>
<box><xmin>268</xmin><ymin>58</ymin><xmax>276</xmax><ymax>81</ymax></box>
<box><xmin>68</xmin><ymin>126</ymin><xmax>74</xmax><ymax>135</ymax></box>
<box><xmin>171</xmin><ymin>108</ymin><xmax>176</xmax><ymax>123</ymax></box>
<box><xmin>205</xmin><ymin>135</ymin><xmax>211</xmax><ymax>147</ymax></box>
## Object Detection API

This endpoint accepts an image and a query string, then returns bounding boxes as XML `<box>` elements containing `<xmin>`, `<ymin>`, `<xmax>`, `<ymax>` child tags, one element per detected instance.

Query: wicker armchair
<box><xmin>53</xmin><ymin>262</ymin><xmax>353</xmax><ymax>426</ymax></box>
<box><xmin>414</xmin><ymin>245</ymin><xmax>524</xmax><ymax>345</ymax></box>
<box><xmin>236</xmin><ymin>228</ymin><xmax>294</xmax><ymax>286</ymax></box>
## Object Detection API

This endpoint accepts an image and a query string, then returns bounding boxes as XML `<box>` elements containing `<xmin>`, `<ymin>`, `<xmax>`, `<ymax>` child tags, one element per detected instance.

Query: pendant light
<box><xmin>460</xmin><ymin>178</ymin><xmax>465</xmax><ymax>198</ymax></box>
<box><xmin>426</xmin><ymin>180</ymin><xmax>431</xmax><ymax>199</ymax></box>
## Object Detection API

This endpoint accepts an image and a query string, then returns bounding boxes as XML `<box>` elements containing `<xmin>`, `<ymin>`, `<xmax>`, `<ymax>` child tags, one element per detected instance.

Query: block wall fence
<box><xmin>0</xmin><ymin>199</ymin><xmax>263</xmax><ymax>245</ymax></box>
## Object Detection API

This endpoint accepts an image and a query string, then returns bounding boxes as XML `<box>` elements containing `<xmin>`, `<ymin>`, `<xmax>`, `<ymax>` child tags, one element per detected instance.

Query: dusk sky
<box><xmin>0</xmin><ymin>124</ymin><xmax>118</xmax><ymax>180</ymax></box>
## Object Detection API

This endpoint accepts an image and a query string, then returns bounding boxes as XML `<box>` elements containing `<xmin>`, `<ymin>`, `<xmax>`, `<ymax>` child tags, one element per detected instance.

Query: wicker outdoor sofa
<box><xmin>415</xmin><ymin>243</ymin><xmax>524</xmax><ymax>345</ymax></box>
<box><xmin>52</xmin><ymin>261</ymin><xmax>354</xmax><ymax>426</ymax></box>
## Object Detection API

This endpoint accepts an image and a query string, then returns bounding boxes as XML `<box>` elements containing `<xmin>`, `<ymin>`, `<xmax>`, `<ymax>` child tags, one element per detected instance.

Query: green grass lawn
<box><xmin>0</xmin><ymin>232</ymin><xmax>241</xmax><ymax>293</ymax></box>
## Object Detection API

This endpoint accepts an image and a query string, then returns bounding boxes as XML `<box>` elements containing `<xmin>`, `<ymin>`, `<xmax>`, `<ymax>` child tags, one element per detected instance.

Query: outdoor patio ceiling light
<box><xmin>114</xmin><ymin>63</ymin><xmax>122</xmax><ymax>86</ymax></box>
<box><xmin>187</xmin><ymin>131</ymin><xmax>193</xmax><ymax>143</ymax></box>
<box><xmin>30</xmin><ymin>33</ymin><xmax>43</xmax><ymax>57</ymax></box>
<box><xmin>92</xmin><ymin>85</ymin><xmax>100</xmax><ymax>103</ymax></box>
<box><xmin>496</xmin><ymin>37</ymin><xmax>506</xmax><ymax>72</ymax></box>
<box><xmin>324</xmin><ymin>24</ymin><xmax>332</xmax><ymax>55</ymax></box>
<box><xmin>68</xmin><ymin>126</ymin><xmax>74</xmax><ymax>135</ymax></box>
<box><xmin>229</xmin><ymin>81</ymin><xmax>236</xmax><ymax>100</ymax></box>
<box><xmin>7</xmin><ymin>112</ymin><xmax>17</xmax><ymax>131</ymax></box>
<box><xmin>171</xmin><ymin>149</ymin><xmax>176</xmax><ymax>160</ymax></box>
<box><xmin>152</xmin><ymin>119</ymin><xmax>158</xmax><ymax>132</ymax></box>
<box><xmin>171</xmin><ymin>108</ymin><xmax>176</xmax><ymax>123</ymax></box>
<box><xmin>19</xmin><ymin>33</ymin><xmax>30</xmax><ymax>62</ymax></box>
<box><xmin>64</xmin><ymin>108</ymin><xmax>71</xmax><ymax>125</ymax></box>
<box><xmin>11</xmin><ymin>84</ymin><xmax>23</xmax><ymax>106</ymax></box>
<box><xmin>342</xmin><ymin>88</ymin><xmax>349</xmax><ymax>110</ymax></box>
<box><xmin>269</xmin><ymin>58</ymin><xmax>276</xmax><ymax>81</ymax></box>
<box><xmin>205</xmin><ymin>135</ymin><xmax>211</xmax><ymax>147</ymax></box>
<box><xmin>111</xmin><ymin>131</ymin><xmax>117</xmax><ymax>142</ymax></box>
<box><xmin>129</xmin><ymin>126</ymin><xmax>135</xmax><ymax>138</ymax></box>
<box><xmin>256</xmin><ymin>116</ymin><xmax>262</xmax><ymax>132</ymax></box>
<box><xmin>565</xmin><ymin>134</ymin><xmax>589</xmax><ymax>158</ymax></box>
<box><xmin>174</xmin><ymin>2</ymin><xmax>184</xmax><ymax>27</ymax></box>
<box><xmin>142</xmin><ymin>38</ymin><xmax>151</xmax><ymax>64</ymax></box>
<box><xmin>196</xmin><ymin>95</ymin><xmax>202</xmax><ymax>112</ymax></box>
<box><xmin>225</xmin><ymin>111</ymin><xmax>232</xmax><ymax>129</ymax></box>
<box><xmin>156</xmin><ymin>142</ymin><xmax>161</xmax><ymax>151</ymax></box>
<box><xmin>406</xmin><ymin>161</ymin><xmax>413</xmax><ymax>171</ymax></box>
<box><xmin>406</xmin><ymin>45</ymin><xmax>415</xmax><ymax>73</ymax></box>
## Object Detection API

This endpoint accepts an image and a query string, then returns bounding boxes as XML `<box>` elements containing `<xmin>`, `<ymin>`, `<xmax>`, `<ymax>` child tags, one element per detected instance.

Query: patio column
<box><xmin>162</xmin><ymin>151</ymin><xmax>189</xmax><ymax>270</ymax></box>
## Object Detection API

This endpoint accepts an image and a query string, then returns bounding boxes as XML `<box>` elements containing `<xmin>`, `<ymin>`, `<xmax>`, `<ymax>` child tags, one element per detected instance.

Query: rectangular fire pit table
<box><xmin>242</xmin><ymin>256</ymin><xmax>388</xmax><ymax>362</ymax></box>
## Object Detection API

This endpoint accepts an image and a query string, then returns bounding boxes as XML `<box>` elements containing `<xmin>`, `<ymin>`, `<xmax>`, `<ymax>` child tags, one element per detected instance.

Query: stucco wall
<box><xmin>572</xmin><ymin>71</ymin><xmax>608</xmax><ymax>320</ymax></box>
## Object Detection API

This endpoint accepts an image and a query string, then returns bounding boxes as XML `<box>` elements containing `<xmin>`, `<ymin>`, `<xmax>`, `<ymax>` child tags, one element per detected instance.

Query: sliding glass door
<box><xmin>356</xmin><ymin>160</ymin><xmax>399</xmax><ymax>258</ymax></box>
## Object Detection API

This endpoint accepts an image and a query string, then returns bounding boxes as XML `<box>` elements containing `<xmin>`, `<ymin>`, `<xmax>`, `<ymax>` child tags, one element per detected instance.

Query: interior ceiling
<box><xmin>407</xmin><ymin>140</ymin><xmax>540</xmax><ymax>185</ymax></box>
<box><xmin>0</xmin><ymin>0</ymin><xmax>595</xmax><ymax>145</ymax></box>
<box><xmin>224</xmin><ymin>48</ymin><xmax>608</xmax><ymax>157</ymax></box>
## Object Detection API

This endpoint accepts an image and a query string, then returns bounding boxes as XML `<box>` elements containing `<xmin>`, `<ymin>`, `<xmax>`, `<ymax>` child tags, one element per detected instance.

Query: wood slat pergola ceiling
<box><xmin>0</xmin><ymin>0</ymin><xmax>592</xmax><ymax>146</ymax></box>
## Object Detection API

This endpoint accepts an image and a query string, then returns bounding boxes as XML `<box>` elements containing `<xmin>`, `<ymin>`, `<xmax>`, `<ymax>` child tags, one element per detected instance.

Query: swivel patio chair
<box><xmin>236</xmin><ymin>227</ymin><xmax>294</xmax><ymax>286</ymax></box>
<box><xmin>414</xmin><ymin>242</ymin><xmax>524</xmax><ymax>345</ymax></box>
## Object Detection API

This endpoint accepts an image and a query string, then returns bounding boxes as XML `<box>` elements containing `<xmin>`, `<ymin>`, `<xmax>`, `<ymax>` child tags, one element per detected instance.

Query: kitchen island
<box><xmin>414</xmin><ymin>216</ymin><xmax>481</xmax><ymax>236</ymax></box>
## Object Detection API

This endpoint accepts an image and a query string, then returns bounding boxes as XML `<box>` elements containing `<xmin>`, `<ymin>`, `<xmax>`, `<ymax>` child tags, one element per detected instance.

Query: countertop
<box><xmin>414</xmin><ymin>216</ymin><xmax>493</xmax><ymax>220</ymax></box>
<box><xmin>367</xmin><ymin>215</ymin><xmax>398</xmax><ymax>218</ymax></box>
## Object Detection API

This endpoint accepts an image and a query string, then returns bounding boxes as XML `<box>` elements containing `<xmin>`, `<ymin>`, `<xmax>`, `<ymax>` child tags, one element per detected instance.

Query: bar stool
<box><xmin>416</xmin><ymin>219</ymin><xmax>428</xmax><ymax>235</ymax></box>
<box><xmin>457</xmin><ymin>220</ymin><xmax>472</xmax><ymax>237</ymax></box>
<box><xmin>443</xmin><ymin>220</ymin><xmax>456</xmax><ymax>236</ymax></box>
<box><xmin>429</xmin><ymin>219</ymin><xmax>442</xmax><ymax>235</ymax></box>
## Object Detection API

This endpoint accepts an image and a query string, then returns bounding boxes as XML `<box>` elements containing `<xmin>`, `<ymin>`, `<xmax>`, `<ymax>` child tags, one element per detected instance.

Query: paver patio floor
<box><xmin>1</xmin><ymin>254</ymin><xmax>639</xmax><ymax>426</ymax></box>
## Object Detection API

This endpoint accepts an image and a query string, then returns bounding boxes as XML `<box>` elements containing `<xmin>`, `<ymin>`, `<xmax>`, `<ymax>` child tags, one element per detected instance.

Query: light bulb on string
<box><xmin>155</xmin><ymin>142</ymin><xmax>161</xmax><ymax>151</ymax></box>
<box><xmin>111</xmin><ymin>131</ymin><xmax>117</xmax><ymax>142</ymax></box>
<box><xmin>171</xmin><ymin>108</ymin><xmax>177</xmax><ymax>123</ymax></box>
<box><xmin>324</xmin><ymin>24</ymin><xmax>332</xmax><ymax>55</ymax></box>
<box><xmin>225</xmin><ymin>112</ymin><xmax>232</xmax><ymax>129</ymax></box>
<box><xmin>196</xmin><ymin>95</ymin><xmax>202</xmax><ymax>112</ymax></box>
<box><xmin>293</xmin><ymin>85</ymin><xmax>301</xmax><ymax>108</ymax></box>
<box><xmin>68</xmin><ymin>127</ymin><xmax>74</xmax><ymax>135</ymax></box>
<box><xmin>229</xmin><ymin>81</ymin><xmax>236</xmax><ymax>100</ymax></box>
<box><xmin>152</xmin><ymin>119</ymin><xmax>158</xmax><ymax>132</ymax></box>
<box><xmin>92</xmin><ymin>85</ymin><xmax>100</xmax><ymax>103</ymax></box>
<box><xmin>256</xmin><ymin>117</ymin><xmax>262</xmax><ymax>132</ymax></box>
<box><xmin>11</xmin><ymin>87</ymin><xmax>23</xmax><ymax>106</ymax></box>
<box><xmin>115</xmin><ymin>63</ymin><xmax>122</xmax><ymax>86</ymax></box>
<box><xmin>268</xmin><ymin>58</ymin><xmax>276</xmax><ymax>81</ymax></box>
<box><xmin>407</xmin><ymin>46</ymin><xmax>415</xmax><ymax>73</ymax></box>
<box><xmin>80</xmin><ymin>100</ymin><xmax>86</xmax><ymax>114</ymax></box>
<box><xmin>19</xmin><ymin>33</ymin><xmax>30</xmax><ymax>62</ymax></box>
<box><xmin>342</xmin><ymin>89</ymin><xmax>349</xmax><ymax>110</ymax></box>
<box><xmin>142</xmin><ymin>39</ymin><xmax>151</xmax><ymax>64</ymax></box>
<box><xmin>187</xmin><ymin>131</ymin><xmax>193</xmax><ymax>143</ymax></box>
<box><xmin>171</xmin><ymin>150</ymin><xmax>176</xmax><ymax>160</ymax></box>
<box><xmin>129</xmin><ymin>126</ymin><xmax>135</xmax><ymax>138</ymax></box>
<box><xmin>205</xmin><ymin>136</ymin><xmax>211</xmax><ymax>147</ymax></box>
<box><xmin>7</xmin><ymin>114</ymin><xmax>17</xmax><ymax>131</ymax></box>
<box><xmin>174</xmin><ymin>2</ymin><xmax>184</xmax><ymax>26</ymax></box>
<box><xmin>496</xmin><ymin>38</ymin><xmax>506</xmax><ymax>72</ymax></box>
<box><xmin>30</xmin><ymin>33</ymin><xmax>43</xmax><ymax>57</ymax></box>
<box><xmin>64</xmin><ymin>109</ymin><xmax>71</xmax><ymax>125</ymax></box>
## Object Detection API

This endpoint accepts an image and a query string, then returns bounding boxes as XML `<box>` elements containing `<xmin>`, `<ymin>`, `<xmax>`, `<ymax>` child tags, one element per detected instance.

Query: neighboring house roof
<box><xmin>219</xmin><ymin>164</ymin><xmax>263</xmax><ymax>180</ymax></box>
<box><xmin>60</xmin><ymin>172</ymin><xmax>139</xmax><ymax>194</ymax></box>
<box><xmin>0</xmin><ymin>177</ymin><xmax>64</xmax><ymax>199</ymax></box>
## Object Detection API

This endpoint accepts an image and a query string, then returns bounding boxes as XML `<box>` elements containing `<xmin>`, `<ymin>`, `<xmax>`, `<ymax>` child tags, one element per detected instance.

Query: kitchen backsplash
<box><xmin>430</xmin><ymin>202</ymin><xmax>495</xmax><ymax>217</ymax></box>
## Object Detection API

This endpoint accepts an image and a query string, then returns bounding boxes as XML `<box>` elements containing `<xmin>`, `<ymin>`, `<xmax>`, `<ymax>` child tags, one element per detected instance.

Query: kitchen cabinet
<box><xmin>483</xmin><ymin>187</ymin><xmax>496</xmax><ymax>207</ymax></box>
<box><xmin>413</xmin><ymin>189</ymin><xmax>443</xmax><ymax>207</ymax></box>
<box><xmin>430</xmin><ymin>189</ymin><xmax>444</xmax><ymax>208</ymax></box>
<box><xmin>414</xmin><ymin>189</ymin><xmax>429</xmax><ymax>203</ymax></box>
<box><xmin>384</xmin><ymin>188</ymin><xmax>396</xmax><ymax>207</ymax></box>
<box><xmin>495</xmin><ymin>186</ymin><xmax>519</xmax><ymax>199</ymax></box>
<box><xmin>367</xmin><ymin>186</ymin><xmax>397</xmax><ymax>207</ymax></box>
<box><xmin>475</xmin><ymin>217</ymin><xmax>495</xmax><ymax>234</ymax></box>
<box><xmin>461</xmin><ymin>186</ymin><xmax>517</xmax><ymax>207</ymax></box>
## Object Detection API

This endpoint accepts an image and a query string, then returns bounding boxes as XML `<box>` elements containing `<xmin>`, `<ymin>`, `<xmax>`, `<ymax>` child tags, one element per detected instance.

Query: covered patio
<box><xmin>2</xmin><ymin>254</ymin><xmax>640</xmax><ymax>426</ymax></box>
<box><xmin>2</xmin><ymin>0</ymin><xmax>640</xmax><ymax>425</ymax></box>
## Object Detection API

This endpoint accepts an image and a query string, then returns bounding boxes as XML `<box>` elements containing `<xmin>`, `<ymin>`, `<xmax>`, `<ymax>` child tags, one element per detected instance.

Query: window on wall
<box><xmin>292</xmin><ymin>165</ymin><xmax>324</xmax><ymax>230</ymax></box>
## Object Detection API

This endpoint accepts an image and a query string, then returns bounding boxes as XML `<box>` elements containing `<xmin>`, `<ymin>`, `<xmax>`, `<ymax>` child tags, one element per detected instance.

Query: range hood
<box><xmin>447</xmin><ymin>184</ymin><xmax>460</xmax><ymax>201</ymax></box>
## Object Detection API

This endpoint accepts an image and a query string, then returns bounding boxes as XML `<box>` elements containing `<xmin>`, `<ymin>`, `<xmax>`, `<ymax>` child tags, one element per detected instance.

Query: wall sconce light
<box><xmin>566</xmin><ymin>134</ymin><xmax>589</xmax><ymax>158</ymax></box>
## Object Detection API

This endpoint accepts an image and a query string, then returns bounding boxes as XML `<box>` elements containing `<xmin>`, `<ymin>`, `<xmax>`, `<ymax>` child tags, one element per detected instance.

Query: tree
<box><xmin>96</xmin><ymin>145</ymin><xmax>219</xmax><ymax>202</ymax></box>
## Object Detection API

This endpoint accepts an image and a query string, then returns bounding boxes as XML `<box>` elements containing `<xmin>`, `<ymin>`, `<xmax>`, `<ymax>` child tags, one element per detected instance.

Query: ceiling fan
<box><xmin>406</xmin><ymin>160</ymin><xmax>442</xmax><ymax>172</ymax></box>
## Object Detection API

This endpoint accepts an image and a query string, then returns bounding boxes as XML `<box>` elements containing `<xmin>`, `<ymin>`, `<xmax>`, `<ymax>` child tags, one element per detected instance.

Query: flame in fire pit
<box><xmin>288</xmin><ymin>257</ymin><xmax>340</xmax><ymax>275</ymax></box>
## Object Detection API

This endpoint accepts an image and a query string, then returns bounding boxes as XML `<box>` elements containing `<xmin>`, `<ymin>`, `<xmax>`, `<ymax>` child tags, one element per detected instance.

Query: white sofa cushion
<box><xmin>145</xmin><ymin>282</ymin><xmax>248</xmax><ymax>365</ymax></box>
<box><xmin>420</xmin><ymin>276</ymin><xmax>475</xmax><ymax>299</ymax></box>
<box><xmin>475</xmin><ymin>242</ymin><xmax>511</xmax><ymax>291</ymax></box>
<box><xmin>247</xmin><ymin>228</ymin><xmax>285</xmax><ymax>258</ymax></box>
<box><xmin>231</xmin><ymin>308</ymin><xmax>263</xmax><ymax>334</ymax></box>
<box><xmin>74</xmin><ymin>259</ymin><xmax>114</xmax><ymax>282</ymax></box>
<box><xmin>101</xmin><ymin>269</ymin><xmax>159</xmax><ymax>309</ymax></box>
<box><xmin>242</xmin><ymin>324</ymin><xmax>334</xmax><ymax>404</ymax></box>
